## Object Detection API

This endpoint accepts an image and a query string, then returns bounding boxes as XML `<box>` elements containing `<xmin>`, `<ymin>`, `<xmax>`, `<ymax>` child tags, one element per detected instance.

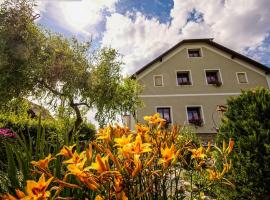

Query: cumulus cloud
<box><xmin>101</xmin><ymin>0</ymin><xmax>270</xmax><ymax>74</ymax></box>
<box><xmin>37</xmin><ymin>0</ymin><xmax>119</xmax><ymax>38</ymax></box>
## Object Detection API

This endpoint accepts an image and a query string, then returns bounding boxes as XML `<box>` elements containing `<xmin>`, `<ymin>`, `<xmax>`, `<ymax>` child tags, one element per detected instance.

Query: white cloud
<box><xmin>101</xmin><ymin>0</ymin><xmax>270</xmax><ymax>74</ymax></box>
<box><xmin>37</xmin><ymin>0</ymin><xmax>118</xmax><ymax>37</ymax></box>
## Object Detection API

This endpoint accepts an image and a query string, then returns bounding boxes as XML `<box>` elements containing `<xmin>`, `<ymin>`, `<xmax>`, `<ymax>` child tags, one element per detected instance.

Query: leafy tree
<box><xmin>0</xmin><ymin>0</ymin><xmax>142</xmax><ymax>133</ymax></box>
<box><xmin>216</xmin><ymin>88</ymin><xmax>270</xmax><ymax>199</ymax></box>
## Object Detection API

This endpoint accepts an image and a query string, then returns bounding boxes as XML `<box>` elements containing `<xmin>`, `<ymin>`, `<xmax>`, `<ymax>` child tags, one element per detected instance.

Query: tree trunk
<box><xmin>68</xmin><ymin>98</ymin><xmax>83</xmax><ymax>142</ymax></box>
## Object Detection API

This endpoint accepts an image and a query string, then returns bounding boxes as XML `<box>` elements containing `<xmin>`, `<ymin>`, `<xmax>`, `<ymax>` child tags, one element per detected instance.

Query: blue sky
<box><xmin>35</xmin><ymin>0</ymin><xmax>270</xmax><ymax>75</ymax></box>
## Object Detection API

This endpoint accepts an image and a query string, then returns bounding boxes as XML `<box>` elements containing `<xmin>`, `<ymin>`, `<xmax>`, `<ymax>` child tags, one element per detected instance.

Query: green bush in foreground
<box><xmin>216</xmin><ymin>88</ymin><xmax>270</xmax><ymax>200</ymax></box>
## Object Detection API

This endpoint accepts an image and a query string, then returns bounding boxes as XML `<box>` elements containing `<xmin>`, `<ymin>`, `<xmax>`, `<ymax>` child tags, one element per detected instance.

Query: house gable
<box><xmin>133</xmin><ymin>39</ymin><xmax>270</xmax><ymax>80</ymax></box>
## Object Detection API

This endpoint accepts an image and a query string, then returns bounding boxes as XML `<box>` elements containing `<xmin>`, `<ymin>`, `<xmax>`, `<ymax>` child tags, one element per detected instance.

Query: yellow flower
<box><xmin>25</xmin><ymin>173</ymin><xmax>53</xmax><ymax>199</ymax></box>
<box><xmin>67</xmin><ymin>163</ymin><xmax>99</xmax><ymax>191</ymax></box>
<box><xmin>135</xmin><ymin>124</ymin><xmax>150</xmax><ymax>136</ymax></box>
<box><xmin>143</xmin><ymin>113</ymin><xmax>166</xmax><ymax>126</ymax></box>
<box><xmin>95</xmin><ymin>195</ymin><xmax>105</xmax><ymax>200</ymax></box>
<box><xmin>114</xmin><ymin>134</ymin><xmax>133</xmax><ymax>148</ymax></box>
<box><xmin>207</xmin><ymin>163</ymin><xmax>230</xmax><ymax>180</ymax></box>
<box><xmin>132</xmin><ymin>135</ymin><xmax>152</xmax><ymax>154</ymax></box>
<box><xmin>190</xmin><ymin>147</ymin><xmax>207</xmax><ymax>160</ymax></box>
<box><xmin>114</xmin><ymin>134</ymin><xmax>133</xmax><ymax>158</ymax></box>
<box><xmin>67</xmin><ymin>160</ymin><xmax>87</xmax><ymax>179</ymax></box>
<box><xmin>158</xmin><ymin>144</ymin><xmax>177</xmax><ymax>168</ymax></box>
<box><xmin>90</xmin><ymin>154</ymin><xmax>110</xmax><ymax>173</ymax></box>
<box><xmin>96</xmin><ymin>126</ymin><xmax>111</xmax><ymax>141</ymax></box>
<box><xmin>63</xmin><ymin>151</ymin><xmax>86</xmax><ymax>165</ymax></box>
<box><xmin>206</xmin><ymin>169</ymin><xmax>221</xmax><ymax>180</ymax></box>
<box><xmin>31</xmin><ymin>154</ymin><xmax>55</xmax><ymax>169</ymax></box>
<box><xmin>56</xmin><ymin>144</ymin><xmax>76</xmax><ymax>157</ymax></box>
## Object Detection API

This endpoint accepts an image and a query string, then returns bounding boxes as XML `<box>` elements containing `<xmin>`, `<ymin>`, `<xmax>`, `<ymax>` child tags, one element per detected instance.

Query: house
<box><xmin>130</xmin><ymin>38</ymin><xmax>270</xmax><ymax>141</ymax></box>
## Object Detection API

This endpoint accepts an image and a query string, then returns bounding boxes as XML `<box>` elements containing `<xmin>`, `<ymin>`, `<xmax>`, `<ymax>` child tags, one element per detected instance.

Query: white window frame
<box><xmin>204</xmin><ymin>69</ymin><xmax>223</xmax><ymax>85</ymax></box>
<box><xmin>155</xmin><ymin>106</ymin><xmax>173</xmax><ymax>124</ymax></box>
<box><xmin>185</xmin><ymin>105</ymin><xmax>205</xmax><ymax>126</ymax></box>
<box><xmin>153</xmin><ymin>75</ymin><xmax>164</xmax><ymax>87</ymax></box>
<box><xmin>236</xmin><ymin>72</ymin><xmax>249</xmax><ymax>84</ymax></box>
<box><xmin>187</xmin><ymin>47</ymin><xmax>203</xmax><ymax>58</ymax></box>
<box><xmin>175</xmin><ymin>70</ymin><xmax>193</xmax><ymax>86</ymax></box>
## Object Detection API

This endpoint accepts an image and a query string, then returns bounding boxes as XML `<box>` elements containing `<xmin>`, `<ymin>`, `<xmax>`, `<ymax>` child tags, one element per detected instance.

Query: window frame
<box><xmin>176</xmin><ymin>70</ymin><xmax>193</xmax><ymax>86</ymax></box>
<box><xmin>153</xmin><ymin>74</ymin><xmax>164</xmax><ymax>87</ymax></box>
<box><xmin>236</xmin><ymin>72</ymin><xmax>248</xmax><ymax>84</ymax></box>
<box><xmin>185</xmin><ymin>105</ymin><xmax>205</xmax><ymax>126</ymax></box>
<box><xmin>204</xmin><ymin>69</ymin><xmax>223</xmax><ymax>86</ymax></box>
<box><xmin>155</xmin><ymin>106</ymin><xmax>173</xmax><ymax>124</ymax></box>
<box><xmin>187</xmin><ymin>48</ymin><xmax>203</xmax><ymax>58</ymax></box>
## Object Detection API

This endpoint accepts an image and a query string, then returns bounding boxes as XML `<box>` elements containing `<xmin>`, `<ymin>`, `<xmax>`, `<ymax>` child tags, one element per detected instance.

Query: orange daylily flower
<box><xmin>31</xmin><ymin>154</ymin><xmax>55</xmax><ymax>169</ymax></box>
<box><xmin>190</xmin><ymin>147</ymin><xmax>207</xmax><ymax>160</ymax></box>
<box><xmin>25</xmin><ymin>173</ymin><xmax>53</xmax><ymax>199</ymax></box>
<box><xmin>114</xmin><ymin>178</ymin><xmax>128</xmax><ymax>200</ymax></box>
<box><xmin>1</xmin><ymin>194</ymin><xmax>17</xmax><ymax>200</ymax></box>
<box><xmin>63</xmin><ymin>151</ymin><xmax>86</xmax><ymax>165</ymax></box>
<box><xmin>90</xmin><ymin>154</ymin><xmax>110</xmax><ymax>173</ymax></box>
<box><xmin>135</xmin><ymin>124</ymin><xmax>150</xmax><ymax>136</ymax></box>
<box><xmin>114</xmin><ymin>134</ymin><xmax>133</xmax><ymax>158</ymax></box>
<box><xmin>95</xmin><ymin>195</ymin><xmax>105</xmax><ymax>200</ymax></box>
<box><xmin>57</xmin><ymin>144</ymin><xmax>76</xmax><ymax>157</ymax></box>
<box><xmin>207</xmin><ymin>163</ymin><xmax>230</xmax><ymax>180</ymax></box>
<box><xmin>226</xmin><ymin>138</ymin><xmax>234</xmax><ymax>154</ymax></box>
<box><xmin>114</xmin><ymin>134</ymin><xmax>133</xmax><ymax>148</ymax></box>
<box><xmin>67</xmin><ymin>163</ymin><xmax>99</xmax><ymax>191</ymax></box>
<box><xmin>15</xmin><ymin>189</ymin><xmax>26</xmax><ymax>199</ymax></box>
<box><xmin>132</xmin><ymin>135</ymin><xmax>151</xmax><ymax>154</ymax></box>
<box><xmin>96</xmin><ymin>126</ymin><xmax>112</xmax><ymax>141</ymax></box>
<box><xmin>143</xmin><ymin>113</ymin><xmax>166</xmax><ymax>126</ymax></box>
<box><xmin>158</xmin><ymin>144</ymin><xmax>177</xmax><ymax>168</ymax></box>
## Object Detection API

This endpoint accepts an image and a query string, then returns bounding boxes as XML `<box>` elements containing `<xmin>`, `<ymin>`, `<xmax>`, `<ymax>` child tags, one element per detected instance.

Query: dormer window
<box><xmin>205</xmin><ymin>70</ymin><xmax>222</xmax><ymax>86</ymax></box>
<box><xmin>188</xmin><ymin>48</ymin><xmax>201</xmax><ymax>57</ymax></box>
<box><xmin>177</xmin><ymin>71</ymin><xmax>192</xmax><ymax>85</ymax></box>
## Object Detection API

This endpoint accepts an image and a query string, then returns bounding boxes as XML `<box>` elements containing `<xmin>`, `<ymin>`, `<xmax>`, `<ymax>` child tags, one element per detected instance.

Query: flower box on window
<box><xmin>189</xmin><ymin>118</ymin><xmax>203</xmax><ymax>127</ymax></box>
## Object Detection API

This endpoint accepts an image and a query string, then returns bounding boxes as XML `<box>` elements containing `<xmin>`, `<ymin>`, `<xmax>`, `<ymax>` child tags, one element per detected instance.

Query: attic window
<box><xmin>188</xmin><ymin>49</ymin><xmax>201</xmax><ymax>57</ymax></box>
<box><xmin>154</xmin><ymin>75</ymin><xmax>163</xmax><ymax>86</ymax></box>
<box><xmin>177</xmin><ymin>71</ymin><xmax>191</xmax><ymax>85</ymax></box>
<box><xmin>236</xmin><ymin>72</ymin><xmax>248</xmax><ymax>84</ymax></box>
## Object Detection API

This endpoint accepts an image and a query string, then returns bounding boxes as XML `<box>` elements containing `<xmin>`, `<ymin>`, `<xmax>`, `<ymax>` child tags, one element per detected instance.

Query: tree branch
<box><xmin>72</xmin><ymin>102</ymin><xmax>91</xmax><ymax>107</ymax></box>
<box><xmin>37</xmin><ymin>80</ymin><xmax>64</xmax><ymax>96</ymax></box>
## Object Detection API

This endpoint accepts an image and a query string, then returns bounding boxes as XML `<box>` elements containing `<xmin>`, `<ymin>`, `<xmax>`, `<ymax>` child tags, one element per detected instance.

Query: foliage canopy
<box><xmin>0</xmin><ymin>0</ymin><xmax>142</xmax><ymax>129</ymax></box>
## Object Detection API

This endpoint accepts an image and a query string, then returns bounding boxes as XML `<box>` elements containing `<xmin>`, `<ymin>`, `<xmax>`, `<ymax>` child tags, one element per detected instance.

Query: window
<box><xmin>157</xmin><ymin>107</ymin><xmax>171</xmax><ymax>123</ymax></box>
<box><xmin>154</xmin><ymin>75</ymin><xmax>163</xmax><ymax>86</ymax></box>
<box><xmin>236</xmin><ymin>72</ymin><xmax>248</xmax><ymax>84</ymax></box>
<box><xmin>177</xmin><ymin>71</ymin><xmax>192</xmax><ymax>85</ymax></box>
<box><xmin>188</xmin><ymin>49</ymin><xmax>201</xmax><ymax>57</ymax></box>
<box><xmin>187</xmin><ymin>107</ymin><xmax>203</xmax><ymax>126</ymax></box>
<box><xmin>205</xmin><ymin>70</ymin><xmax>222</xmax><ymax>86</ymax></box>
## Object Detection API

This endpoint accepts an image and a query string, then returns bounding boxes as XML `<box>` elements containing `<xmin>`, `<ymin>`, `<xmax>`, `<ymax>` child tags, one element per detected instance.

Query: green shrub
<box><xmin>216</xmin><ymin>88</ymin><xmax>270</xmax><ymax>199</ymax></box>
<box><xmin>0</xmin><ymin>102</ymin><xmax>96</xmax><ymax>194</ymax></box>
